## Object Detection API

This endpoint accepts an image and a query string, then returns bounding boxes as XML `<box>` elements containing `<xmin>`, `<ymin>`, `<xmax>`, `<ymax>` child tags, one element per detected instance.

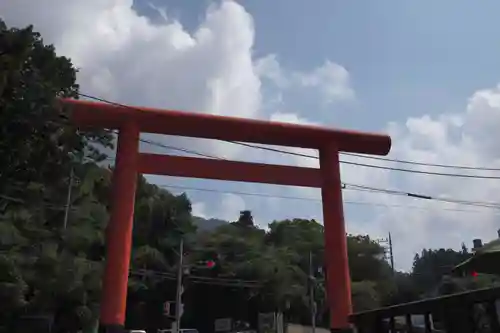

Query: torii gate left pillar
<box><xmin>99</xmin><ymin>121</ymin><xmax>140</xmax><ymax>330</ymax></box>
<box><xmin>63</xmin><ymin>99</ymin><xmax>391</xmax><ymax>333</ymax></box>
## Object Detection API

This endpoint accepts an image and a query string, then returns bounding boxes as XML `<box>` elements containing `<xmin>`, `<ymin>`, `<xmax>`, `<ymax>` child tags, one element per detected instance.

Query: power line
<box><xmin>158</xmin><ymin>184</ymin><xmax>500</xmax><ymax>213</ymax></box>
<box><xmin>108</xmin><ymin>129</ymin><xmax>224</xmax><ymax>160</ymax></box>
<box><xmin>95</xmin><ymin>150</ymin><xmax>500</xmax><ymax>210</ymax></box>
<box><xmin>130</xmin><ymin>268</ymin><xmax>261</xmax><ymax>287</ymax></box>
<box><xmin>132</xmin><ymin>268</ymin><xmax>260</xmax><ymax>285</ymax></box>
<box><xmin>341</xmin><ymin>152</ymin><xmax>500</xmax><ymax>172</ymax></box>
<box><xmin>79</xmin><ymin>92</ymin><xmax>498</xmax><ymax>178</ymax></box>
<box><xmin>78</xmin><ymin>92</ymin><xmax>499</xmax><ymax>177</ymax></box>
<box><xmin>1</xmin><ymin>250</ymin><xmax>260</xmax><ymax>287</ymax></box>
<box><xmin>73</xmin><ymin>93</ymin><xmax>500</xmax><ymax>209</ymax></box>
<box><xmin>344</xmin><ymin>183</ymin><xmax>500</xmax><ymax>209</ymax></box>
<box><xmin>92</xmin><ymin>93</ymin><xmax>500</xmax><ymax>171</ymax></box>
<box><xmin>226</xmin><ymin>141</ymin><xmax>500</xmax><ymax>180</ymax></box>
<box><xmin>80</xmin><ymin>94</ymin><xmax>222</xmax><ymax>160</ymax></box>
<box><xmin>139</xmin><ymin>137</ymin><xmax>224</xmax><ymax>160</ymax></box>
<box><xmin>2</xmin><ymin>181</ymin><xmax>496</xmax><ymax>221</ymax></box>
<box><xmin>160</xmin><ymin>184</ymin><xmax>320</xmax><ymax>201</ymax></box>
<box><xmin>4</xmin><ymin>258</ymin><xmax>260</xmax><ymax>289</ymax></box>
<box><xmin>0</xmin><ymin>192</ymin><xmax>79</xmax><ymax>211</ymax></box>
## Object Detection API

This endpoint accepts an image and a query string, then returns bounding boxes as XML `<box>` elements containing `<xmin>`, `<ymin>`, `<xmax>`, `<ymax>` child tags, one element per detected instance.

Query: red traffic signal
<box><xmin>471</xmin><ymin>271</ymin><xmax>478</xmax><ymax>277</ymax></box>
<box><xmin>206</xmin><ymin>260</ymin><xmax>216</xmax><ymax>269</ymax></box>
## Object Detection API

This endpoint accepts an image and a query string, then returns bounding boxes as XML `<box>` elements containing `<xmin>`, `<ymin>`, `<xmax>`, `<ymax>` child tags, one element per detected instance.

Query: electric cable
<box><xmin>71</xmin><ymin>93</ymin><xmax>500</xmax><ymax>210</ymax></box>
<box><xmin>226</xmin><ymin>141</ymin><xmax>500</xmax><ymax>180</ymax></box>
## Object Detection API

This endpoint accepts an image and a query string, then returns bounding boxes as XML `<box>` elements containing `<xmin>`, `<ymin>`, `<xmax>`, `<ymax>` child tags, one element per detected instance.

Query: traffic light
<box><xmin>196</xmin><ymin>259</ymin><xmax>216</xmax><ymax>269</ymax></box>
<box><xmin>199</xmin><ymin>251</ymin><xmax>220</xmax><ymax>269</ymax></box>
<box><xmin>205</xmin><ymin>260</ymin><xmax>215</xmax><ymax>269</ymax></box>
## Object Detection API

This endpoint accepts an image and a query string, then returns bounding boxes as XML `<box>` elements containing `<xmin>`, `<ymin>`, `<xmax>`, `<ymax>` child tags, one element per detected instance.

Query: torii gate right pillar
<box><xmin>320</xmin><ymin>142</ymin><xmax>352</xmax><ymax>332</ymax></box>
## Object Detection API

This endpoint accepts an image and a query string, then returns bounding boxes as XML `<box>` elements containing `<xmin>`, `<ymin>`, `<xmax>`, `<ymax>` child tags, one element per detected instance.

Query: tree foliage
<box><xmin>412</xmin><ymin>245</ymin><xmax>471</xmax><ymax>295</ymax></box>
<box><xmin>411</xmin><ymin>245</ymin><xmax>500</xmax><ymax>299</ymax></box>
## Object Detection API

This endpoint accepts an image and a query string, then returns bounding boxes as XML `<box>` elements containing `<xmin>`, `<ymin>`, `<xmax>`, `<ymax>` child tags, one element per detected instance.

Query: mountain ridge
<box><xmin>192</xmin><ymin>216</ymin><xmax>228</xmax><ymax>231</ymax></box>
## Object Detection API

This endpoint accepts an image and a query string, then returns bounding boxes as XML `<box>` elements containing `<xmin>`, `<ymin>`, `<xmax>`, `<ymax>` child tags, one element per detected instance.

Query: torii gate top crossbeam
<box><xmin>61</xmin><ymin>99</ymin><xmax>391</xmax><ymax>155</ymax></box>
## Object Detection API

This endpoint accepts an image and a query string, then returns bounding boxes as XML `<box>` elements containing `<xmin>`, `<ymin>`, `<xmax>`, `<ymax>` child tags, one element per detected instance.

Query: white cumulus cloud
<box><xmin>3</xmin><ymin>0</ymin><xmax>500</xmax><ymax>271</ymax></box>
<box><xmin>256</xmin><ymin>54</ymin><xmax>355</xmax><ymax>105</ymax></box>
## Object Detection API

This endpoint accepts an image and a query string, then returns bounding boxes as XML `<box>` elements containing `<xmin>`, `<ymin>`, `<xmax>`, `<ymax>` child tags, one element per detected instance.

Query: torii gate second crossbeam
<box><xmin>61</xmin><ymin>99</ymin><xmax>391</xmax><ymax>333</ymax></box>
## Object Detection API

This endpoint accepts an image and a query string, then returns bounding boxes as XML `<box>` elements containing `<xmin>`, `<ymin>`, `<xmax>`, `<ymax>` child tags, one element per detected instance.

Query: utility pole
<box><xmin>308</xmin><ymin>251</ymin><xmax>316</xmax><ymax>333</ymax></box>
<box><xmin>388</xmin><ymin>232</ymin><xmax>394</xmax><ymax>275</ymax></box>
<box><xmin>174</xmin><ymin>238</ymin><xmax>184</xmax><ymax>333</ymax></box>
<box><xmin>63</xmin><ymin>167</ymin><xmax>74</xmax><ymax>230</ymax></box>
<box><xmin>376</xmin><ymin>233</ymin><xmax>395</xmax><ymax>274</ymax></box>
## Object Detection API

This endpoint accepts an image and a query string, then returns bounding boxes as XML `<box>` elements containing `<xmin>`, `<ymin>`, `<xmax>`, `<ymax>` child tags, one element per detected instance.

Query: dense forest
<box><xmin>1</xmin><ymin>20</ymin><xmax>498</xmax><ymax>333</ymax></box>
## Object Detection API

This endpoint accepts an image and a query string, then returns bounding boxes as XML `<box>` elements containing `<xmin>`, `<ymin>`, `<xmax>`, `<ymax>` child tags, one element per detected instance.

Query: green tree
<box><xmin>133</xmin><ymin>176</ymin><xmax>195</xmax><ymax>265</ymax></box>
<box><xmin>388</xmin><ymin>272</ymin><xmax>419</xmax><ymax>304</ymax></box>
<box><xmin>348</xmin><ymin>235</ymin><xmax>392</xmax><ymax>282</ymax></box>
<box><xmin>351</xmin><ymin>281</ymin><xmax>381</xmax><ymax>312</ymax></box>
<box><xmin>412</xmin><ymin>245</ymin><xmax>471</xmax><ymax>294</ymax></box>
<box><xmin>0</xmin><ymin>20</ymin><xmax>112</xmax><ymax>332</ymax></box>
<box><xmin>0</xmin><ymin>254</ymin><xmax>27</xmax><ymax>313</ymax></box>
<box><xmin>0</xmin><ymin>19</ymin><xmax>112</xmax><ymax>206</ymax></box>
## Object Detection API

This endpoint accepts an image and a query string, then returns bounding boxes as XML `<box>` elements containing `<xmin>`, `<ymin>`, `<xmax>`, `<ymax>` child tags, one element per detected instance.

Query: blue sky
<box><xmin>139</xmin><ymin>0</ymin><xmax>500</xmax><ymax>130</ymax></box>
<box><xmin>4</xmin><ymin>0</ymin><xmax>500</xmax><ymax>270</ymax></box>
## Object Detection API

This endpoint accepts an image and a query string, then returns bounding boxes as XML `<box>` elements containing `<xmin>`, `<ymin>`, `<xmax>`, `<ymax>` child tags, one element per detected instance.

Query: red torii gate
<box><xmin>62</xmin><ymin>99</ymin><xmax>391</xmax><ymax>333</ymax></box>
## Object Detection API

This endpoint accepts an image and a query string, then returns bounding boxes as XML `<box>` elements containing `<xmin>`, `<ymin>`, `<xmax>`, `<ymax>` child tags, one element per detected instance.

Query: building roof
<box><xmin>453</xmin><ymin>238</ymin><xmax>500</xmax><ymax>276</ymax></box>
